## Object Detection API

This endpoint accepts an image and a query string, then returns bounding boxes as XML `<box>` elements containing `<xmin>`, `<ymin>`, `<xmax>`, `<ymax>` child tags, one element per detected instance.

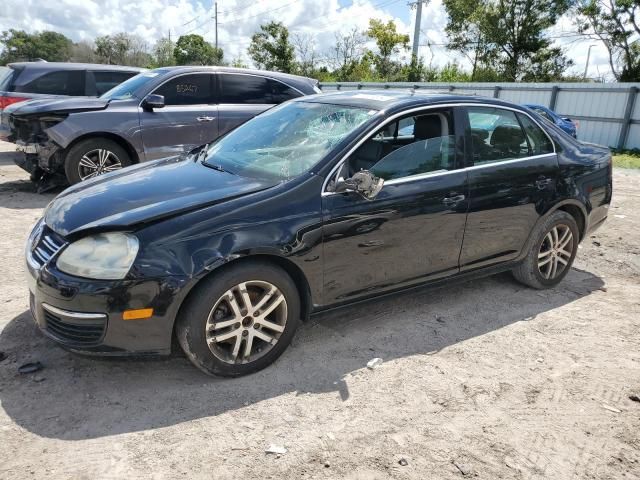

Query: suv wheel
<box><xmin>176</xmin><ymin>261</ymin><xmax>301</xmax><ymax>377</ymax></box>
<box><xmin>512</xmin><ymin>210</ymin><xmax>579</xmax><ymax>289</ymax></box>
<box><xmin>64</xmin><ymin>138</ymin><xmax>131</xmax><ymax>184</ymax></box>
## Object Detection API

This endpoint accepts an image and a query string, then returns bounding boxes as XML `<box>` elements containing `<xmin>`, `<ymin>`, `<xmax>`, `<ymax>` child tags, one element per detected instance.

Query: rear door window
<box><xmin>17</xmin><ymin>70</ymin><xmax>85</xmax><ymax>96</ymax></box>
<box><xmin>467</xmin><ymin>107</ymin><xmax>529</xmax><ymax>164</ymax></box>
<box><xmin>152</xmin><ymin>74</ymin><xmax>213</xmax><ymax>106</ymax></box>
<box><xmin>91</xmin><ymin>71</ymin><xmax>139</xmax><ymax>96</ymax></box>
<box><xmin>218</xmin><ymin>74</ymin><xmax>300</xmax><ymax>104</ymax></box>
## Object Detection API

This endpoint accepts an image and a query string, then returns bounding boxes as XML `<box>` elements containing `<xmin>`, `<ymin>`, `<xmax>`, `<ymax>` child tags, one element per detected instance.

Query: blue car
<box><xmin>523</xmin><ymin>104</ymin><xmax>577</xmax><ymax>138</ymax></box>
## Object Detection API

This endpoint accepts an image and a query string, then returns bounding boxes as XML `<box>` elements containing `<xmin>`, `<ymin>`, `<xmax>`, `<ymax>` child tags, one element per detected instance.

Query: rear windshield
<box><xmin>101</xmin><ymin>70</ymin><xmax>166</xmax><ymax>100</ymax></box>
<box><xmin>0</xmin><ymin>66</ymin><xmax>16</xmax><ymax>91</ymax></box>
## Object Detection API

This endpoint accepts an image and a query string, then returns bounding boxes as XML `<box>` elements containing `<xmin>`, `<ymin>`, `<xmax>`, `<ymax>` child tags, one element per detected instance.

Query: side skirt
<box><xmin>310</xmin><ymin>260</ymin><xmax>520</xmax><ymax>318</ymax></box>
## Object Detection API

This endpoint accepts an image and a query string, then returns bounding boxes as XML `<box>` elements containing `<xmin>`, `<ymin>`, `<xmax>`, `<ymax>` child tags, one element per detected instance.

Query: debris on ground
<box><xmin>453</xmin><ymin>460</ymin><xmax>472</xmax><ymax>476</ymax></box>
<box><xmin>614</xmin><ymin>214</ymin><xmax>626</xmax><ymax>219</ymax></box>
<box><xmin>18</xmin><ymin>361</ymin><xmax>43</xmax><ymax>374</ymax></box>
<box><xmin>367</xmin><ymin>358</ymin><xmax>383</xmax><ymax>369</ymax></box>
<box><xmin>0</xmin><ymin>351</ymin><xmax>6</xmax><ymax>362</ymax></box>
<box><xmin>602</xmin><ymin>404</ymin><xmax>622</xmax><ymax>413</ymax></box>
<box><xmin>32</xmin><ymin>375</ymin><xmax>45</xmax><ymax>383</ymax></box>
<box><xmin>265</xmin><ymin>444</ymin><xmax>287</xmax><ymax>455</ymax></box>
<box><xmin>593</xmin><ymin>241</ymin><xmax>601</xmax><ymax>247</ymax></box>
<box><xmin>398</xmin><ymin>458</ymin><xmax>409</xmax><ymax>466</ymax></box>
<box><xmin>629</xmin><ymin>394</ymin><xmax>640</xmax><ymax>403</ymax></box>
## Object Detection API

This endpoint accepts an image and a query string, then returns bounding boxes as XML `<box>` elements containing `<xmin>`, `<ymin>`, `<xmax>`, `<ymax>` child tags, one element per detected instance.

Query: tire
<box><xmin>64</xmin><ymin>138</ymin><xmax>131</xmax><ymax>185</ymax></box>
<box><xmin>512</xmin><ymin>211</ymin><xmax>579</xmax><ymax>289</ymax></box>
<box><xmin>176</xmin><ymin>261</ymin><xmax>301</xmax><ymax>377</ymax></box>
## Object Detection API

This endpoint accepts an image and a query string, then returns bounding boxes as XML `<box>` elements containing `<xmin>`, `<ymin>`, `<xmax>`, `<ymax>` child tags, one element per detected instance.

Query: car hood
<box><xmin>45</xmin><ymin>156</ymin><xmax>277</xmax><ymax>237</ymax></box>
<box><xmin>9</xmin><ymin>97</ymin><xmax>109</xmax><ymax>117</ymax></box>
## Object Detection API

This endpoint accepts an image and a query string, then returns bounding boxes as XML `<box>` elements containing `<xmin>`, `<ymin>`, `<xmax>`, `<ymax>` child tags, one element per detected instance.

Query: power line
<box><xmin>219</xmin><ymin>0</ymin><xmax>300</xmax><ymax>23</ymax></box>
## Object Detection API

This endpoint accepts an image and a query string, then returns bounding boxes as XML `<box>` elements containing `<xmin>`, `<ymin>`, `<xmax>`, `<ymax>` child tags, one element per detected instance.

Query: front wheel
<box><xmin>64</xmin><ymin>138</ymin><xmax>131</xmax><ymax>184</ymax></box>
<box><xmin>512</xmin><ymin>211</ymin><xmax>579</xmax><ymax>289</ymax></box>
<box><xmin>176</xmin><ymin>261</ymin><xmax>301</xmax><ymax>377</ymax></box>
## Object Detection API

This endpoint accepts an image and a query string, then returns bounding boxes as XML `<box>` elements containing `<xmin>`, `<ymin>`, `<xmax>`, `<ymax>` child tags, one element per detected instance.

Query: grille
<box><xmin>30</xmin><ymin>226</ymin><xmax>66</xmax><ymax>268</ymax></box>
<box><xmin>44</xmin><ymin>310</ymin><xmax>106</xmax><ymax>345</ymax></box>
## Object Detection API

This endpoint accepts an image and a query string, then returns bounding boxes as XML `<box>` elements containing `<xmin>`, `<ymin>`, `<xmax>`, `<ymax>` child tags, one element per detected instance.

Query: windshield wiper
<box><xmin>203</xmin><ymin>163</ymin><xmax>233</xmax><ymax>174</ymax></box>
<box><xmin>197</xmin><ymin>143</ymin><xmax>236</xmax><ymax>175</ymax></box>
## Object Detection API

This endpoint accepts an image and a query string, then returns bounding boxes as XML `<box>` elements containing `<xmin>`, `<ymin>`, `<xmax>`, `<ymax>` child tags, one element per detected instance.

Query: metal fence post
<box><xmin>549</xmin><ymin>86</ymin><xmax>559</xmax><ymax>110</ymax></box>
<box><xmin>617</xmin><ymin>86</ymin><xmax>638</xmax><ymax>150</ymax></box>
<box><xmin>493</xmin><ymin>86</ymin><xmax>501</xmax><ymax>98</ymax></box>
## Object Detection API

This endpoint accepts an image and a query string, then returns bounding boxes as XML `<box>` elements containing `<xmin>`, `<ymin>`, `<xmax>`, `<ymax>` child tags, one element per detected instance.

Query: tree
<box><xmin>292</xmin><ymin>33</ymin><xmax>321</xmax><ymax>76</ymax></box>
<box><xmin>575</xmin><ymin>0</ymin><xmax>640</xmax><ymax>81</ymax></box>
<box><xmin>70</xmin><ymin>40</ymin><xmax>97</xmax><ymax>63</ymax></box>
<box><xmin>443</xmin><ymin>0</ymin><xmax>573</xmax><ymax>81</ymax></box>
<box><xmin>153</xmin><ymin>37</ymin><xmax>176</xmax><ymax>67</ymax></box>
<box><xmin>247</xmin><ymin>21</ymin><xmax>295</xmax><ymax>72</ymax></box>
<box><xmin>174</xmin><ymin>34</ymin><xmax>223</xmax><ymax>65</ymax></box>
<box><xmin>331</xmin><ymin>28</ymin><xmax>368</xmax><ymax>80</ymax></box>
<box><xmin>443</xmin><ymin>0</ymin><xmax>496</xmax><ymax>80</ymax></box>
<box><xmin>94</xmin><ymin>33</ymin><xmax>152</xmax><ymax>67</ymax></box>
<box><xmin>230</xmin><ymin>57</ymin><xmax>248</xmax><ymax>68</ymax></box>
<box><xmin>0</xmin><ymin>29</ymin><xmax>72</xmax><ymax>64</ymax></box>
<box><xmin>95</xmin><ymin>33</ymin><xmax>130</xmax><ymax>64</ymax></box>
<box><xmin>365</xmin><ymin>19</ymin><xmax>410</xmax><ymax>80</ymax></box>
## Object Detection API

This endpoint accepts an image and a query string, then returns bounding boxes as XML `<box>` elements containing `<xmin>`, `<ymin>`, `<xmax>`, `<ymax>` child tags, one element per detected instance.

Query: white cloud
<box><xmin>0</xmin><ymin>0</ymin><xmax>613</xmax><ymax>77</ymax></box>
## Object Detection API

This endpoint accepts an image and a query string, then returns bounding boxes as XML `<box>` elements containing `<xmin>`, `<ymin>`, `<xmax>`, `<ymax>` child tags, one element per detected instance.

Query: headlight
<box><xmin>56</xmin><ymin>232</ymin><xmax>139</xmax><ymax>280</ymax></box>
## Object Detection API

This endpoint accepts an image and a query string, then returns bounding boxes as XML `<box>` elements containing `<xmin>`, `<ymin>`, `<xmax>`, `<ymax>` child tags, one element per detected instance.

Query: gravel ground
<box><xmin>0</xmin><ymin>140</ymin><xmax>638</xmax><ymax>479</ymax></box>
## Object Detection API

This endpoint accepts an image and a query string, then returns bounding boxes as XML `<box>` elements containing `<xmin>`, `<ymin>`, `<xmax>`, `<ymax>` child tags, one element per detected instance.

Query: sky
<box><xmin>0</xmin><ymin>0</ymin><xmax>614</xmax><ymax>79</ymax></box>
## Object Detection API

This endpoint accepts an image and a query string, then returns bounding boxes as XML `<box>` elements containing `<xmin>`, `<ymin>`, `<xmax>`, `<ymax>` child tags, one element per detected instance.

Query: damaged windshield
<box><xmin>203</xmin><ymin>101</ymin><xmax>377</xmax><ymax>181</ymax></box>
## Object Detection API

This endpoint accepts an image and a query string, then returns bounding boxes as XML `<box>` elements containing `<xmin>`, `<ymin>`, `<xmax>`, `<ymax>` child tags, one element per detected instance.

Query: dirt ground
<box><xmin>0</xmin><ymin>140</ymin><xmax>638</xmax><ymax>480</ymax></box>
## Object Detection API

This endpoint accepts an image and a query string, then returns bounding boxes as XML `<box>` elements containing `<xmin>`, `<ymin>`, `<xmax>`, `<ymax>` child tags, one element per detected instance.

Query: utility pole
<box><xmin>411</xmin><ymin>1</ymin><xmax>426</xmax><ymax>58</ymax></box>
<box><xmin>214</xmin><ymin>2</ymin><xmax>218</xmax><ymax>51</ymax></box>
<box><xmin>583</xmin><ymin>44</ymin><xmax>596</xmax><ymax>80</ymax></box>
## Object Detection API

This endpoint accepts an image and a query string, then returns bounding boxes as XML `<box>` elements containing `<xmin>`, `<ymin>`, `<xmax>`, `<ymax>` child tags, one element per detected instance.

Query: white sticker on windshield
<box><xmin>142</xmin><ymin>72</ymin><xmax>160</xmax><ymax>77</ymax></box>
<box><xmin>351</xmin><ymin>93</ymin><xmax>395</xmax><ymax>102</ymax></box>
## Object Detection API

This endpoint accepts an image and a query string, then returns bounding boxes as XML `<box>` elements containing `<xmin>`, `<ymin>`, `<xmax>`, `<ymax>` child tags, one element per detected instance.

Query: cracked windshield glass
<box><xmin>203</xmin><ymin>102</ymin><xmax>376</xmax><ymax>181</ymax></box>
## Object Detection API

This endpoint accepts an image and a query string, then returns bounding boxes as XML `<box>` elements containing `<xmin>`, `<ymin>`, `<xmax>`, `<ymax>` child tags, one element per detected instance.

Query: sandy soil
<box><xmin>0</xmin><ymin>140</ymin><xmax>638</xmax><ymax>479</ymax></box>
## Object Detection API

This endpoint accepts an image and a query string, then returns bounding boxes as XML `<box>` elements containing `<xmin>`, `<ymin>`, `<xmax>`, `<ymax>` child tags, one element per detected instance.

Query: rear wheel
<box><xmin>512</xmin><ymin>211</ymin><xmax>579</xmax><ymax>289</ymax></box>
<box><xmin>64</xmin><ymin>138</ymin><xmax>131</xmax><ymax>184</ymax></box>
<box><xmin>176</xmin><ymin>261</ymin><xmax>301</xmax><ymax>377</ymax></box>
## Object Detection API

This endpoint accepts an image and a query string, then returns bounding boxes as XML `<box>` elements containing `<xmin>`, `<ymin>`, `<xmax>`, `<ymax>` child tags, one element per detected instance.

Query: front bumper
<box><xmin>26</xmin><ymin>226</ymin><xmax>190</xmax><ymax>356</ymax></box>
<box><xmin>13</xmin><ymin>140</ymin><xmax>62</xmax><ymax>176</ymax></box>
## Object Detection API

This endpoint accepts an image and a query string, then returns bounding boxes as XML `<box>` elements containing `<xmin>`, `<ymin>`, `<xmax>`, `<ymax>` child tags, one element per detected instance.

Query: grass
<box><xmin>612</xmin><ymin>149</ymin><xmax>640</xmax><ymax>169</ymax></box>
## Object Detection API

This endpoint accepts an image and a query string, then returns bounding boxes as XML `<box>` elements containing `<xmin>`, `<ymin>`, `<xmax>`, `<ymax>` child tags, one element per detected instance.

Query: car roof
<box><xmin>298</xmin><ymin>89</ymin><xmax>528</xmax><ymax>113</ymax></box>
<box><xmin>8</xmin><ymin>62</ymin><xmax>145</xmax><ymax>72</ymax></box>
<box><xmin>154</xmin><ymin>65</ymin><xmax>316</xmax><ymax>83</ymax></box>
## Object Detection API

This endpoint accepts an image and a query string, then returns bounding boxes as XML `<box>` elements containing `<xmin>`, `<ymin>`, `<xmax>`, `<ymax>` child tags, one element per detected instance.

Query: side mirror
<box><xmin>562</xmin><ymin>117</ymin><xmax>572</xmax><ymax>123</ymax></box>
<box><xmin>334</xmin><ymin>170</ymin><xmax>384</xmax><ymax>200</ymax></box>
<box><xmin>142</xmin><ymin>94</ymin><xmax>165</xmax><ymax>111</ymax></box>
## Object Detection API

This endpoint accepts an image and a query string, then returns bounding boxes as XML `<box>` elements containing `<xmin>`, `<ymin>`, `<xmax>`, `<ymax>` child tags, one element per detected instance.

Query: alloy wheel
<box><xmin>205</xmin><ymin>280</ymin><xmax>288</xmax><ymax>364</ymax></box>
<box><xmin>77</xmin><ymin>149</ymin><xmax>123</xmax><ymax>180</ymax></box>
<box><xmin>537</xmin><ymin>224</ymin><xmax>574</xmax><ymax>280</ymax></box>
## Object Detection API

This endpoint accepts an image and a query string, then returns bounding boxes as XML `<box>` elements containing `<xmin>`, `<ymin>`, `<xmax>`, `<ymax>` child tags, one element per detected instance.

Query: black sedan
<box><xmin>25</xmin><ymin>91</ymin><xmax>612</xmax><ymax>376</ymax></box>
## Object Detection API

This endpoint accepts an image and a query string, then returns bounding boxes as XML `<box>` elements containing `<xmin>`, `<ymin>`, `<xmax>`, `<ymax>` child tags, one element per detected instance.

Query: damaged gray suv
<box><xmin>5</xmin><ymin>66</ymin><xmax>320</xmax><ymax>186</ymax></box>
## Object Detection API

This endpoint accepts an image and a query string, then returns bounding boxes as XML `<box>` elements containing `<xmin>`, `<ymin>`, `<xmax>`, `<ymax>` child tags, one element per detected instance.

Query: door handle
<box><xmin>442</xmin><ymin>194</ymin><xmax>465</xmax><ymax>206</ymax></box>
<box><xmin>196</xmin><ymin>116</ymin><xmax>216</xmax><ymax>122</ymax></box>
<box><xmin>535</xmin><ymin>177</ymin><xmax>553</xmax><ymax>190</ymax></box>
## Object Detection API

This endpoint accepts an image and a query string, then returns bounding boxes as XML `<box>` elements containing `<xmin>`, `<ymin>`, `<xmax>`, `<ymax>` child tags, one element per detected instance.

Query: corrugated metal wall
<box><xmin>319</xmin><ymin>82</ymin><xmax>640</xmax><ymax>149</ymax></box>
